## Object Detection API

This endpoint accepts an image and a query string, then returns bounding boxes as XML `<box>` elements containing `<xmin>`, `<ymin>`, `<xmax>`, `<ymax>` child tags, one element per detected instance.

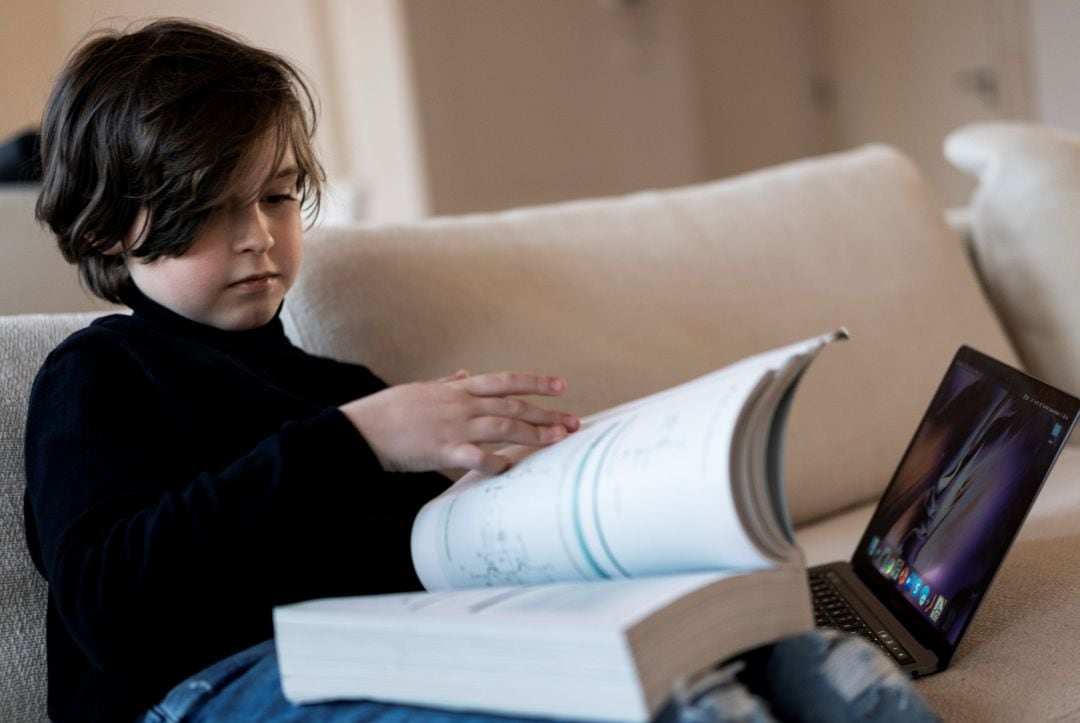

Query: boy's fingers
<box><xmin>450</xmin><ymin>445</ymin><xmax>512</xmax><ymax>476</ymax></box>
<box><xmin>433</xmin><ymin>369</ymin><xmax>470</xmax><ymax>383</ymax></box>
<box><xmin>460</xmin><ymin>371</ymin><xmax>566</xmax><ymax>397</ymax></box>
<box><xmin>469</xmin><ymin>417</ymin><xmax>568</xmax><ymax>446</ymax></box>
<box><xmin>475</xmin><ymin>397</ymin><xmax>579</xmax><ymax>429</ymax></box>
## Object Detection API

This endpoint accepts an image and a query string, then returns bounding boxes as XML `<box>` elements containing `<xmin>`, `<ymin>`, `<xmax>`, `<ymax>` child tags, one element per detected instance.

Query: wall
<box><xmin>1</xmin><ymin>0</ymin><xmax>431</xmax><ymax>224</ymax></box>
<box><xmin>685</xmin><ymin>0</ymin><xmax>827</xmax><ymax>181</ymax></box>
<box><xmin>316</xmin><ymin>0</ymin><xmax>429</xmax><ymax>221</ymax></box>
<box><xmin>4</xmin><ymin>1</ymin><xmax>1078</xmax><ymax>223</ymax></box>
<box><xmin>403</xmin><ymin>0</ymin><xmax>707</xmax><ymax>216</ymax></box>
<box><xmin>4</xmin><ymin>0</ymin><xmax>1061</xmax><ymax>220</ymax></box>
<box><xmin>1027</xmin><ymin>0</ymin><xmax>1080</xmax><ymax>133</ymax></box>
<box><xmin>0</xmin><ymin>3</ymin><xmax>64</xmax><ymax>141</ymax></box>
<box><xmin>813</xmin><ymin>0</ymin><xmax>1032</xmax><ymax>207</ymax></box>
<box><xmin>402</xmin><ymin>0</ymin><xmax>826</xmax><ymax>216</ymax></box>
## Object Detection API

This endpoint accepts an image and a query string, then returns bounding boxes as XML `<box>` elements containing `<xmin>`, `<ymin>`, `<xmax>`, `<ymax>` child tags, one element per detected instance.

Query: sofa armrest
<box><xmin>0</xmin><ymin>311</ymin><xmax>106</xmax><ymax>723</ymax></box>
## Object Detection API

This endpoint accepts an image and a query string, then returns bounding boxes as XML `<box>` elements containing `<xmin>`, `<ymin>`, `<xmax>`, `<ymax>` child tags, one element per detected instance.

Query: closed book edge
<box><xmin>275</xmin><ymin>567</ymin><xmax>811</xmax><ymax>722</ymax></box>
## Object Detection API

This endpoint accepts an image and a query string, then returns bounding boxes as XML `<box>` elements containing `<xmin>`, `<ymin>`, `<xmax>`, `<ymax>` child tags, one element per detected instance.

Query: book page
<box><xmin>412</xmin><ymin>332</ymin><xmax>844</xmax><ymax>591</ymax></box>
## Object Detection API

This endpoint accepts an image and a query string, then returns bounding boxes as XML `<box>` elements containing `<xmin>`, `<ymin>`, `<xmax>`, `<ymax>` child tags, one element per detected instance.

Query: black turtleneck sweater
<box><xmin>23</xmin><ymin>286</ymin><xmax>449</xmax><ymax>723</ymax></box>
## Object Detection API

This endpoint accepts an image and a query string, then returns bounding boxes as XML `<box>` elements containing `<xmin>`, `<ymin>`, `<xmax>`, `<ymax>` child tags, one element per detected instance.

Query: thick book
<box><xmin>274</xmin><ymin>330</ymin><xmax>846</xmax><ymax>722</ymax></box>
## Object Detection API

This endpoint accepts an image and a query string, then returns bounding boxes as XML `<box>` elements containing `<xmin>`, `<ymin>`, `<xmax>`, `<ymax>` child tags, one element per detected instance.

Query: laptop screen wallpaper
<box><xmin>857</xmin><ymin>357</ymin><xmax>1072</xmax><ymax>645</ymax></box>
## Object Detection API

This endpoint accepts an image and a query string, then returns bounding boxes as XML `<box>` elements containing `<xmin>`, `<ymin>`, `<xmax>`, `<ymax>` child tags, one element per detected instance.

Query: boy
<box><xmin>25</xmin><ymin>19</ymin><xmax>578</xmax><ymax>722</ymax></box>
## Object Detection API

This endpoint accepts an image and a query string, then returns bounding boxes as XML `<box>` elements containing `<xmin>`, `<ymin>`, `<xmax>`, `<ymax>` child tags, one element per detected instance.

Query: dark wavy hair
<box><xmin>36</xmin><ymin>18</ymin><xmax>325</xmax><ymax>303</ymax></box>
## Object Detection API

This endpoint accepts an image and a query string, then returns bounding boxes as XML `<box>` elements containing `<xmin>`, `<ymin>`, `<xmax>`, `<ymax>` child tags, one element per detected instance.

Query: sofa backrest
<box><xmin>284</xmin><ymin>145</ymin><xmax>1019</xmax><ymax>527</ymax></box>
<box><xmin>0</xmin><ymin>312</ymin><xmax>104</xmax><ymax>723</ymax></box>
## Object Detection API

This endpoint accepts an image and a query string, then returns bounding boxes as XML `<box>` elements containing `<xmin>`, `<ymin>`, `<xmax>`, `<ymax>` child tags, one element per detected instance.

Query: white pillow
<box><xmin>946</xmin><ymin>122</ymin><xmax>1080</xmax><ymax>413</ymax></box>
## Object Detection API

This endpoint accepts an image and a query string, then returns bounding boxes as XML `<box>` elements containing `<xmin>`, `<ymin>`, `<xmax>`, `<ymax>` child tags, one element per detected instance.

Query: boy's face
<box><xmin>126</xmin><ymin>141</ymin><xmax>303</xmax><ymax>331</ymax></box>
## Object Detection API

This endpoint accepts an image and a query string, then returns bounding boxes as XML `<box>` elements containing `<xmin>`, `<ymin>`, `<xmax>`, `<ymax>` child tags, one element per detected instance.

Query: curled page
<box><xmin>412</xmin><ymin>330</ymin><xmax>846</xmax><ymax>591</ymax></box>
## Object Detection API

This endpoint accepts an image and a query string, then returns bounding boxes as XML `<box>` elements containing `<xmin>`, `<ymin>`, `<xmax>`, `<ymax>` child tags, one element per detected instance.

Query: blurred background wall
<box><xmin>1</xmin><ymin>0</ymin><xmax>1075</xmax><ymax>223</ymax></box>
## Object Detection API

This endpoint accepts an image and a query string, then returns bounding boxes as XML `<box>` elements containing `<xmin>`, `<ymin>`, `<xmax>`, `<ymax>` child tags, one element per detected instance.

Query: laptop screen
<box><xmin>852</xmin><ymin>346</ymin><xmax>1079</xmax><ymax>652</ymax></box>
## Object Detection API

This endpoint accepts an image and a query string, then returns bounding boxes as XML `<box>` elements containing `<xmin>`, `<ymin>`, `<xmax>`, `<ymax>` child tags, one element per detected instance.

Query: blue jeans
<box><xmin>137</xmin><ymin>630</ymin><xmax>939</xmax><ymax>723</ymax></box>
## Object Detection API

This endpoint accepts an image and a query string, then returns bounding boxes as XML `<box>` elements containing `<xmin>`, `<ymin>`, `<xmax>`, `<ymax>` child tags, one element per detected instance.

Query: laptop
<box><xmin>808</xmin><ymin>345</ymin><xmax>1079</xmax><ymax>677</ymax></box>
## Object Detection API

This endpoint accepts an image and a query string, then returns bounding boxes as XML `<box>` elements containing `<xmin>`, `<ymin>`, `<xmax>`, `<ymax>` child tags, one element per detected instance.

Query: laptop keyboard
<box><xmin>809</xmin><ymin>570</ymin><xmax>913</xmax><ymax>665</ymax></box>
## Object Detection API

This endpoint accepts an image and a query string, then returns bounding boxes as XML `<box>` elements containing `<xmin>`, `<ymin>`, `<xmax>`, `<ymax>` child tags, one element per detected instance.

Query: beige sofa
<box><xmin>3</xmin><ymin>122</ymin><xmax>1078</xmax><ymax>721</ymax></box>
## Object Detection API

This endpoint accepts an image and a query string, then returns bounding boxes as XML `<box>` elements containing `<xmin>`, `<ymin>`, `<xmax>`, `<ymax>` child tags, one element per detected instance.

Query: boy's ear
<box><xmin>100</xmin><ymin>239</ymin><xmax>125</xmax><ymax>256</ymax></box>
<box><xmin>101</xmin><ymin>207</ymin><xmax>151</xmax><ymax>256</ymax></box>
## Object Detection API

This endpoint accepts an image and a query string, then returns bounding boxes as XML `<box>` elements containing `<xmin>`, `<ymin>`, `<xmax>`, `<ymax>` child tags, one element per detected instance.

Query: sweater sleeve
<box><xmin>24</xmin><ymin>331</ymin><xmax>441</xmax><ymax>685</ymax></box>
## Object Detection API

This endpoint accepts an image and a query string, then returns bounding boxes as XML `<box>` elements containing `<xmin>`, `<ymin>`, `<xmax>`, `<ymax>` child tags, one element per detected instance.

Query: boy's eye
<box><xmin>263</xmin><ymin>193</ymin><xmax>299</xmax><ymax>205</ymax></box>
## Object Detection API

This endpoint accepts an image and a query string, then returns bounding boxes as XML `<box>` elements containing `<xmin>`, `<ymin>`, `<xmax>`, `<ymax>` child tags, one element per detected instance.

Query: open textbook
<box><xmin>275</xmin><ymin>330</ymin><xmax>847</xmax><ymax>722</ymax></box>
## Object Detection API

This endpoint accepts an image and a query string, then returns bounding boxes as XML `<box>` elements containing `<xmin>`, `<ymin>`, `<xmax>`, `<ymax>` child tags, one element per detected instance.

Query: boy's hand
<box><xmin>340</xmin><ymin>370</ymin><xmax>580</xmax><ymax>475</ymax></box>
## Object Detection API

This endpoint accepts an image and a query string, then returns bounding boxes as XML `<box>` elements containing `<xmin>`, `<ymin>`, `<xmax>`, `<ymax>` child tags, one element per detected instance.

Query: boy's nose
<box><xmin>234</xmin><ymin>206</ymin><xmax>275</xmax><ymax>254</ymax></box>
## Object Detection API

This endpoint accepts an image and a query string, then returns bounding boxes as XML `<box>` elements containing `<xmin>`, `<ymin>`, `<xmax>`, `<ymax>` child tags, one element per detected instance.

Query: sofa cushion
<box><xmin>284</xmin><ymin>145</ymin><xmax>1018</xmax><ymax>526</ymax></box>
<box><xmin>0</xmin><ymin>312</ymin><xmax>104</xmax><ymax>723</ymax></box>
<box><xmin>945</xmin><ymin>122</ymin><xmax>1080</xmax><ymax>413</ymax></box>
